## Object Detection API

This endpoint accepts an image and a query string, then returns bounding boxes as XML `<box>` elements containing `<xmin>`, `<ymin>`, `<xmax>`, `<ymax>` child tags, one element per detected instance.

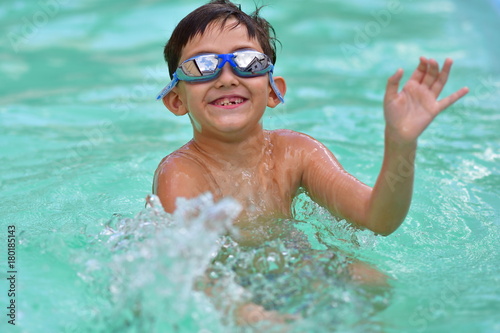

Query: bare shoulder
<box><xmin>154</xmin><ymin>152</ymin><xmax>200</xmax><ymax>184</ymax></box>
<box><xmin>269</xmin><ymin>129</ymin><xmax>332</xmax><ymax>155</ymax></box>
<box><xmin>269</xmin><ymin>129</ymin><xmax>344</xmax><ymax>180</ymax></box>
<box><xmin>155</xmin><ymin>147</ymin><xmax>205</xmax><ymax>175</ymax></box>
<box><xmin>153</xmin><ymin>145</ymin><xmax>210</xmax><ymax>212</ymax></box>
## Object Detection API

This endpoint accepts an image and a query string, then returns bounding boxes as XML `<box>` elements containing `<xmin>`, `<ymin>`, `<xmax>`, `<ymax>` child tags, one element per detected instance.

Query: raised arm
<box><xmin>365</xmin><ymin>57</ymin><xmax>468</xmax><ymax>235</ymax></box>
<box><xmin>303</xmin><ymin>57</ymin><xmax>468</xmax><ymax>235</ymax></box>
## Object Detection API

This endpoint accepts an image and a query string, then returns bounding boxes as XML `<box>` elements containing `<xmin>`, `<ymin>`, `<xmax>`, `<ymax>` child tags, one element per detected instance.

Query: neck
<box><xmin>191</xmin><ymin>127</ymin><xmax>269</xmax><ymax>169</ymax></box>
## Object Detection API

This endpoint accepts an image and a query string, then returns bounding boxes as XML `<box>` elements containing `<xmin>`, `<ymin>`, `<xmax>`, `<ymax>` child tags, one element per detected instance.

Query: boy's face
<box><xmin>163</xmin><ymin>18</ymin><xmax>284</xmax><ymax>139</ymax></box>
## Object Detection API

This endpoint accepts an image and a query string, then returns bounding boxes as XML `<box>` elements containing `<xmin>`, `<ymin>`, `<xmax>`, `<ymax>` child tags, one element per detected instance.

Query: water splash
<box><xmin>72</xmin><ymin>193</ymin><xmax>389</xmax><ymax>332</ymax></box>
<box><xmin>73</xmin><ymin>193</ymin><xmax>241</xmax><ymax>332</ymax></box>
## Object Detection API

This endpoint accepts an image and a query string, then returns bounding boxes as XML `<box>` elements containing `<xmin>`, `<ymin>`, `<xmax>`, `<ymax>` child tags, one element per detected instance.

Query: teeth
<box><xmin>214</xmin><ymin>98</ymin><xmax>244</xmax><ymax>106</ymax></box>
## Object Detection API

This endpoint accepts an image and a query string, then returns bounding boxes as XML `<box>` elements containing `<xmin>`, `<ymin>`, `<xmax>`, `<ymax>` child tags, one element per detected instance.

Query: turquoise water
<box><xmin>1</xmin><ymin>0</ymin><xmax>499</xmax><ymax>332</ymax></box>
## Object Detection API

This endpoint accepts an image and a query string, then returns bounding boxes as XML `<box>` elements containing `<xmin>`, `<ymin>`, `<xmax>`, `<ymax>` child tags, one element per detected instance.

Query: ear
<box><xmin>267</xmin><ymin>76</ymin><xmax>287</xmax><ymax>108</ymax></box>
<box><xmin>162</xmin><ymin>88</ymin><xmax>188</xmax><ymax>116</ymax></box>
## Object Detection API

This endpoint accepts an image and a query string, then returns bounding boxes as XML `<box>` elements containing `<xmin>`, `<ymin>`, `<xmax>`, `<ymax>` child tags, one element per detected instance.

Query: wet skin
<box><xmin>154</xmin><ymin>18</ymin><xmax>469</xmax><ymax>242</ymax></box>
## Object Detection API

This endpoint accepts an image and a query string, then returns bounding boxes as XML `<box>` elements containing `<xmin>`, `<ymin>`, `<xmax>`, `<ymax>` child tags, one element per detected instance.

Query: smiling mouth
<box><xmin>211</xmin><ymin>97</ymin><xmax>247</xmax><ymax>107</ymax></box>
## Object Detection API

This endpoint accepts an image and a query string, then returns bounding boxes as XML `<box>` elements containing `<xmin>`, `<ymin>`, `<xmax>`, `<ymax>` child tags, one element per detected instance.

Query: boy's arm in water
<box><xmin>301</xmin><ymin>57</ymin><xmax>469</xmax><ymax>236</ymax></box>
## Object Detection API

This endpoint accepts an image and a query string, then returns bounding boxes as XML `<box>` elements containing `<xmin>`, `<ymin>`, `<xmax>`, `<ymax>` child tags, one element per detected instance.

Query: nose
<box><xmin>214</xmin><ymin>60</ymin><xmax>239</xmax><ymax>89</ymax></box>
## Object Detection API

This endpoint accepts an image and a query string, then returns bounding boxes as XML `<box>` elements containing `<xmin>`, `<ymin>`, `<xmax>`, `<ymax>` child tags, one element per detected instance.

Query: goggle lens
<box><xmin>233</xmin><ymin>51</ymin><xmax>270</xmax><ymax>74</ymax></box>
<box><xmin>180</xmin><ymin>55</ymin><xmax>219</xmax><ymax>77</ymax></box>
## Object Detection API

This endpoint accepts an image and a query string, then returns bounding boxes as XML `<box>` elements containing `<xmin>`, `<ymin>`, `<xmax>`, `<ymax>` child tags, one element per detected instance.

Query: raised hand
<box><xmin>383</xmin><ymin>57</ymin><xmax>469</xmax><ymax>143</ymax></box>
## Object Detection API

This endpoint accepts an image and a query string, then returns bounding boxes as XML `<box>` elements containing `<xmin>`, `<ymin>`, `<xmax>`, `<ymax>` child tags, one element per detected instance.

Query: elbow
<box><xmin>374</xmin><ymin>229</ymin><xmax>395</xmax><ymax>237</ymax></box>
<box><xmin>363</xmin><ymin>207</ymin><xmax>407</xmax><ymax>236</ymax></box>
<box><xmin>350</xmin><ymin>220</ymin><xmax>397</xmax><ymax>236</ymax></box>
<box><xmin>365</xmin><ymin>218</ymin><xmax>403</xmax><ymax>236</ymax></box>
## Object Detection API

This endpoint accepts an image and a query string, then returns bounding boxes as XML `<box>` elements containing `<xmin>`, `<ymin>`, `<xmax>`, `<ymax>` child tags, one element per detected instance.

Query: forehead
<box><xmin>180</xmin><ymin>19</ymin><xmax>263</xmax><ymax>61</ymax></box>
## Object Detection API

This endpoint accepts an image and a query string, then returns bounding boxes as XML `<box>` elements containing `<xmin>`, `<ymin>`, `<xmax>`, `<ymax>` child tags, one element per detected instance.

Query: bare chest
<box><xmin>207</xmin><ymin>161</ymin><xmax>299</xmax><ymax>219</ymax></box>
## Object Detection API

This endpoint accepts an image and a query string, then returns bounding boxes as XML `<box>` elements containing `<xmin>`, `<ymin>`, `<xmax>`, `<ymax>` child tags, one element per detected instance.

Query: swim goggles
<box><xmin>156</xmin><ymin>50</ymin><xmax>284</xmax><ymax>103</ymax></box>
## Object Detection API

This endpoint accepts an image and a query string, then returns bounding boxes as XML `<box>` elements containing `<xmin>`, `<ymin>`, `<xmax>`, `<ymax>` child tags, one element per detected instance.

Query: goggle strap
<box><xmin>156</xmin><ymin>73</ymin><xmax>179</xmax><ymax>100</ymax></box>
<box><xmin>269</xmin><ymin>71</ymin><xmax>285</xmax><ymax>104</ymax></box>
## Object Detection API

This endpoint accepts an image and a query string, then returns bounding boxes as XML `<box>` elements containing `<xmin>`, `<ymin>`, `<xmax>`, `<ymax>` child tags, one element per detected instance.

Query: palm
<box><xmin>383</xmin><ymin>57</ymin><xmax>469</xmax><ymax>142</ymax></box>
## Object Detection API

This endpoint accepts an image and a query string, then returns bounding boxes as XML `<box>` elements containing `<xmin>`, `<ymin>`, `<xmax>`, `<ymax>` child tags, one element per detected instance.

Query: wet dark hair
<box><xmin>163</xmin><ymin>0</ymin><xmax>279</xmax><ymax>79</ymax></box>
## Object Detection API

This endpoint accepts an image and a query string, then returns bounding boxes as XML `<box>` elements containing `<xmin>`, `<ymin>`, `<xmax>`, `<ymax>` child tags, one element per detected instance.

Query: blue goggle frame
<box><xmin>156</xmin><ymin>50</ymin><xmax>284</xmax><ymax>104</ymax></box>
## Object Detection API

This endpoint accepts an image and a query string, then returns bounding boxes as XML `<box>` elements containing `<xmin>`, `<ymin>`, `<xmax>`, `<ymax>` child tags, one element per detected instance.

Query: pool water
<box><xmin>1</xmin><ymin>0</ymin><xmax>499</xmax><ymax>332</ymax></box>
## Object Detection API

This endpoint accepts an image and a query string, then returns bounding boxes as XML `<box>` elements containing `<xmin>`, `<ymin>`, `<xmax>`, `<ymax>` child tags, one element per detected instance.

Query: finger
<box><xmin>384</xmin><ymin>68</ymin><xmax>404</xmax><ymax>103</ymax></box>
<box><xmin>437</xmin><ymin>86</ymin><xmax>470</xmax><ymax>112</ymax></box>
<box><xmin>422</xmin><ymin>58</ymin><xmax>440</xmax><ymax>88</ymax></box>
<box><xmin>408</xmin><ymin>57</ymin><xmax>428</xmax><ymax>83</ymax></box>
<box><xmin>430</xmin><ymin>58</ymin><xmax>453</xmax><ymax>97</ymax></box>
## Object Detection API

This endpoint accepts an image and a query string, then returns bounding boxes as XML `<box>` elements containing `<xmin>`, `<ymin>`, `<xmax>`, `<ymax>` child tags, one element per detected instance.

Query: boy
<box><xmin>153</xmin><ymin>0</ymin><xmax>469</xmax><ymax>241</ymax></box>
